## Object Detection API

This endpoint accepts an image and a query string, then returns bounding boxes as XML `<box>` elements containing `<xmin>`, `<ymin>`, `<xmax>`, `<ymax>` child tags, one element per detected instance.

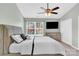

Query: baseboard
<box><xmin>61</xmin><ymin>41</ymin><xmax>79</xmax><ymax>51</ymax></box>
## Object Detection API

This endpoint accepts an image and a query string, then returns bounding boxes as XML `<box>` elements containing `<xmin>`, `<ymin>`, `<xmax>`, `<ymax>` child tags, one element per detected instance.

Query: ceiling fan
<box><xmin>38</xmin><ymin>3</ymin><xmax>59</xmax><ymax>16</ymax></box>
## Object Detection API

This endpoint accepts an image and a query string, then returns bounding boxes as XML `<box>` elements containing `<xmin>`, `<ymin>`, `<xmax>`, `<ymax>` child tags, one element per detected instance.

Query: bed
<box><xmin>0</xmin><ymin>24</ymin><xmax>65</xmax><ymax>56</ymax></box>
<box><xmin>9</xmin><ymin>36</ymin><xmax>66</xmax><ymax>56</ymax></box>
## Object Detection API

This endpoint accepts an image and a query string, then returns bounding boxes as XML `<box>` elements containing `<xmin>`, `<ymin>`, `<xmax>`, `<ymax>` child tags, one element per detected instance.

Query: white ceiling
<box><xmin>16</xmin><ymin>3</ymin><xmax>77</xmax><ymax>19</ymax></box>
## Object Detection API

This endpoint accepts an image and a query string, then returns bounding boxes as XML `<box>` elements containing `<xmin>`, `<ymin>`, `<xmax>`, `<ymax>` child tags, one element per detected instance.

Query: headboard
<box><xmin>0</xmin><ymin>24</ymin><xmax>23</xmax><ymax>55</ymax></box>
<box><xmin>6</xmin><ymin>25</ymin><xmax>22</xmax><ymax>35</ymax></box>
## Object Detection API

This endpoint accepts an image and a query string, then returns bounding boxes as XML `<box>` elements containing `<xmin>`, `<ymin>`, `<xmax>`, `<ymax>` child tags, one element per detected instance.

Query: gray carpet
<box><xmin>60</xmin><ymin>41</ymin><xmax>79</xmax><ymax>56</ymax></box>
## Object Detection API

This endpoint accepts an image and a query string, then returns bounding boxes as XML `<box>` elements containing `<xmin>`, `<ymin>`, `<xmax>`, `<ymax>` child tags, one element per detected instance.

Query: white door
<box><xmin>60</xmin><ymin>19</ymin><xmax>72</xmax><ymax>45</ymax></box>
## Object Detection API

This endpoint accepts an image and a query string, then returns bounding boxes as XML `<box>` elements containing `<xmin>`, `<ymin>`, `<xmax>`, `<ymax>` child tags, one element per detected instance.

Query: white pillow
<box><xmin>11</xmin><ymin>35</ymin><xmax>23</xmax><ymax>43</ymax></box>
<box><xmin>27</xmin><ymin>35</ymin><xmax>35</xmax><ymax>40</ymax></box>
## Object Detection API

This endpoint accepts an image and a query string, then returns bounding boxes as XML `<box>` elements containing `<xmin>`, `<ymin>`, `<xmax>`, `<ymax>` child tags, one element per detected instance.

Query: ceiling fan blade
<box><xmin>40</xmin><ymin>7</ymin><xmax>46</xmax><ymax>10</ymax></box>
<box><xmin>52</xmin><ymin>7</ymin><xmax>59</xmax><ymax>11</ymax></box>
<box><xmin>51</xmin><ymin>12</ymin><xmax>58</xmax><ymax>14</ymax></box>
<box><xmin>38</xmin><ymin>12</ymin><xmax>45</xmax><ymax>14</ymax></box>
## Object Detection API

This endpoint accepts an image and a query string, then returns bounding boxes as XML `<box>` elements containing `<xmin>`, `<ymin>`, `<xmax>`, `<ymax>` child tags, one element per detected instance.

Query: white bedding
<box><xmin>33</xmin><ymin>36</ymin><xmax>66</xmax><ymax>55</ymax></box>
<box><xmin>9</xmin><ymin>37</ymin><xmax>34</xmax><ymax>55</ymax></box>
<box><xmin>9</xmin><ymin>36</ymin><xmax>65</xmax><ymax>55</ymax></box>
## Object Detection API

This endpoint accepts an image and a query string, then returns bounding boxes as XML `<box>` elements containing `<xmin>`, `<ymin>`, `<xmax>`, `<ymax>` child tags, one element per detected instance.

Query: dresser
<box><xmin>46</xmin><ymin>32</ymin><xmax>61</xmax><ymax>41</ymax></box>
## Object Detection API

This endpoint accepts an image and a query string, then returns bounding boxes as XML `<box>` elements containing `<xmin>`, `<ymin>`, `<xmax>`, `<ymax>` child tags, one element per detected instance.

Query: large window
<box><xmin>25</xmin><ymin>21</ymin><xmax>44</xmax><ymax>36</ymax></box>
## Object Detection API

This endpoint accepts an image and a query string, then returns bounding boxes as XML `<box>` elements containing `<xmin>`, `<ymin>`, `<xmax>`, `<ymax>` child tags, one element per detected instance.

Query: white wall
<box><xmin>60</xmin><ymin>18</ymin><xmax>72</xmax><ymax>45</ymax></box>
<box><xmin>24</xmin><ymin>18</ymin><xmax>59</xmax><ymax>33</ymax></box>
<box><xmin>60</xmin><ymin>4</ymin><xmax>79</xmax><ymax>48</ymax></box>
<box><xmin>0</xmin><ymin>3</ymin><xmax>23</xmax><ymax>29</ymax></box>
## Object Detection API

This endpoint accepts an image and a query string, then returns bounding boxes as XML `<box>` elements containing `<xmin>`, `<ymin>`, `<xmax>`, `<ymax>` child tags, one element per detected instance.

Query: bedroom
<box><xmin>0</xmin><ymin>3</ymin><xmax>79</xmax><ymax>56</ymax></box>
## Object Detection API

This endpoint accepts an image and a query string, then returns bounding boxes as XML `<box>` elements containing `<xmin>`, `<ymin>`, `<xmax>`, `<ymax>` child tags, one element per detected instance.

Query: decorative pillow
<box><xmin>11</xmin><ymin>35</ymin><xmax>23</xmax><ymax>43</ymax></box>
<box><xmin>27</xmin><ymin>36</ymin><xmax>31</xmax><ymax>40</ymax></box>
<box><xmin>20</xmin><ymin>34</ymin><xmax>27</xmax><ymax>40</ymax></box>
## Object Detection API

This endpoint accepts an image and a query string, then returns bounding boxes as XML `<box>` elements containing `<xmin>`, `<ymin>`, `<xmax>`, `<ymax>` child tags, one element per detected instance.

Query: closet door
<box><xmin>0</xmin><ymin>25</ymin><xmax>3</xmax><ymax>55</ymax></box>
<box><xmin>60</xmin><ymin>19</ymin><xmax>72</xmax><ymax>45</ymax></box>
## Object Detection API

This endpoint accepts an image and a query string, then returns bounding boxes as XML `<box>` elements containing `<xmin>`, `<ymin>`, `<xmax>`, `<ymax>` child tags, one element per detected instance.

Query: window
<box><xmin>25</xmin><ymin>21</ymin><xmax>44</xmax><ymax>36</ymax></box>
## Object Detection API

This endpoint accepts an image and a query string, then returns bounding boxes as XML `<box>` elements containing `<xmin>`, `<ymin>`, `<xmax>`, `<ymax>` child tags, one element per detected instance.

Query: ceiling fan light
<box><xmin>45</xmin><ymin>13</ymin><xmax>51</xmax><ymax>16</ymax></box>
<box><xmin>48</xmin><ymin>13</ymin><xmax>51</xmax><ymax>16</ymax></box>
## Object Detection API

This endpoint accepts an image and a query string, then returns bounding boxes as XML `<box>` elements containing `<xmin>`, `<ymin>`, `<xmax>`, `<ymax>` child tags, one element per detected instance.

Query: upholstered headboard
<box><xmin>6</xmin><ymin>25</ymin><xmax>22</xmax><ymax>35</ymax></box>
<box><xmin>0</xmin><ymin>24</ymin><xmax>23</xmax><ymax>55</ymax></box>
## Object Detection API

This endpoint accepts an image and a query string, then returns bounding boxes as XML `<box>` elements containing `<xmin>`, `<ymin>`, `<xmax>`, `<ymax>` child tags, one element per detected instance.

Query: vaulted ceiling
<box><xmin>16</xmin><ymin>3</ymin><xmax>77</xmax><ymax>19</ymax></box>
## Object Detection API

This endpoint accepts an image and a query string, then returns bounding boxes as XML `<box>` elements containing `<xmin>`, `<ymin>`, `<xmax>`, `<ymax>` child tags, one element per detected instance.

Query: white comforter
<box><xmin>33</xmin><ymin>36</ymin><xmax>66</xmax><ymax>55</ymax></box>
<box><xmin>9</xmin><ymin>37</ymin><xmax>33</xmax><ymax>55</ymax></box>
<box><xmin>9</xmin><ymin>36</ymin><xmax>65</xmax><ymax>55</ymax></box>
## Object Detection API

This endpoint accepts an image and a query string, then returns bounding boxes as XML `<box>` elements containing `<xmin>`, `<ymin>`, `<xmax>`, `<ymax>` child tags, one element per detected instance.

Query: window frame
<box><xmin>25</xmin><ymin>21</ymin><xmax>44</xmax><ymax>36</ymax></box>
